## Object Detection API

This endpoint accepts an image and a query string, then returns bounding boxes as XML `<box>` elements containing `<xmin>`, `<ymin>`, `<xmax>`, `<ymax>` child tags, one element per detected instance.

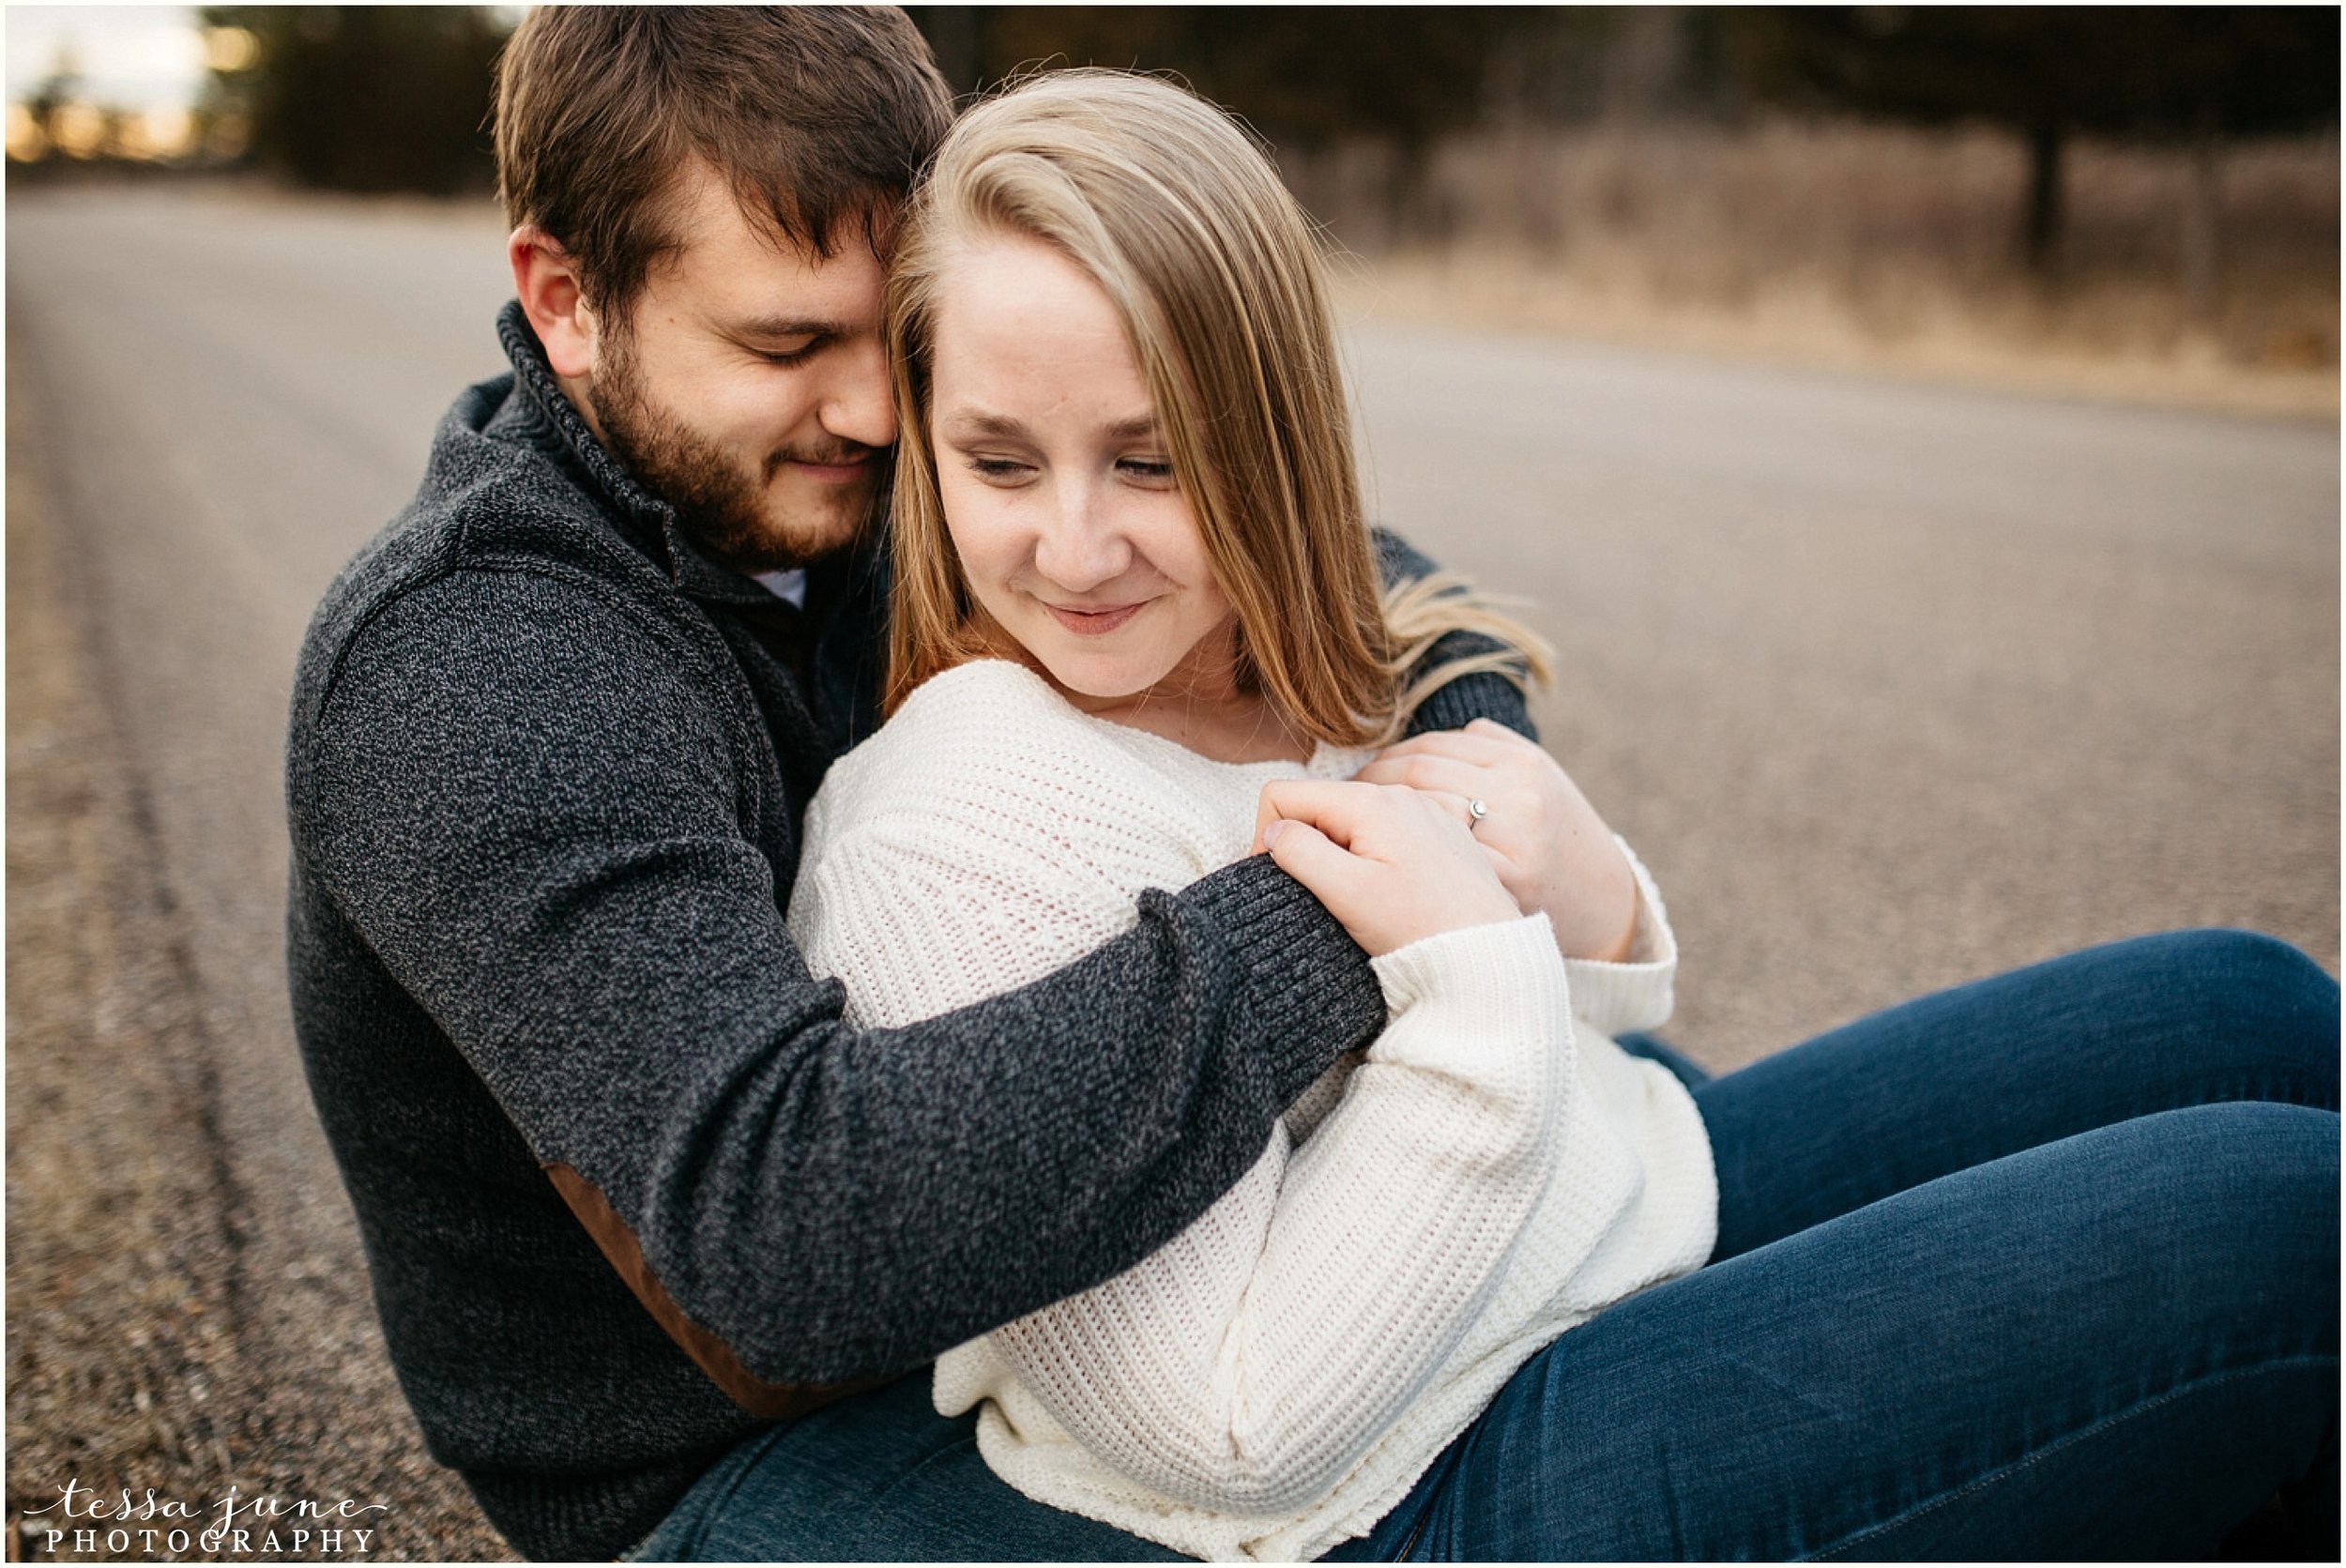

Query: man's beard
<box><xmin>590</xmin><ymin>332</ymin><xmax>878</xmax><ymax>573</ymax></box>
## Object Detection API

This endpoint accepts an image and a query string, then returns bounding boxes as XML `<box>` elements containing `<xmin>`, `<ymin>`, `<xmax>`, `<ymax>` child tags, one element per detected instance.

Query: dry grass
<box><xmin>1289</xmin><ymin>118</ymin><xmax>2339</xmax><ymax>419</ymax></box>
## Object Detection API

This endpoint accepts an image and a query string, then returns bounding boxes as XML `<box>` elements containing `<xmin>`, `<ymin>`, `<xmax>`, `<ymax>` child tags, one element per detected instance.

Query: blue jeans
<box><xmin>633</xmin><ymin>929</ymin><xmax>2339</xmax><ymax>1560</ymax></box>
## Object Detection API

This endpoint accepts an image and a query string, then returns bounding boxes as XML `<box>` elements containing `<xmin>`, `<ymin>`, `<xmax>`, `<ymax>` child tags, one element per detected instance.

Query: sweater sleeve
<box><xmin>293</xmin><ymin>569</ymin><xmax>1387</xmax><ymax>1385</ymax></box>
<box><xmin>1374</xmin><ymin>526</ymin><xmax>1536</xmax><ymax>741</ymax></box>
<box><xmin>785</xmin><ymin>664</ymin><xmax>1580</xmax><ymax>1515</ymax></box>
<box><xmin>974</xmin><ymin>917</ymin><xmax>1576</xmax><ymax>1515</ymax></box>
<box><xmin>1560</xmin><ymin>836</ymin><xmax>1679</xmax><ymax>1037</ymax></box>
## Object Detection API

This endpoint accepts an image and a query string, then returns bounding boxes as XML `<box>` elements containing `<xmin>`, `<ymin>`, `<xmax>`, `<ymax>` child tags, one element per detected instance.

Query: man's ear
<box><xmin>510</xmin><ymin>226</ymin><xmax>601</xmax><ymax>380</ymax></box>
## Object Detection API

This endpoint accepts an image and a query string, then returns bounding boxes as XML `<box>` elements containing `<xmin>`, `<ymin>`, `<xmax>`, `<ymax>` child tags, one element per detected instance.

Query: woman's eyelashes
<box><xmin>966</xmin><ymin>455</ymin><xmax>1035</xmax><ymax>482</ymax></box>
<box><xmin>1117</xmin><ymin>456</ymin><xmax>1176</xmax><ymax>486</ymax></box>
<box><xmin>958</xmin><ymin>452</ymin><xmax>1177</xmax><ymax>487</ymax></box>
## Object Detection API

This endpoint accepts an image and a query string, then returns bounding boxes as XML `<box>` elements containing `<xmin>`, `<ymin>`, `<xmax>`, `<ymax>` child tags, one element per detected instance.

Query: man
<box><xmin>285</xmin><ymin>8</ymin><xmax>1539</xmax><ymax>1560</ymax></box>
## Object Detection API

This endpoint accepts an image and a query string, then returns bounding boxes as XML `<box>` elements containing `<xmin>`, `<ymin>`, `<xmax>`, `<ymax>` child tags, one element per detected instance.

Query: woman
<box><xmin>788</xmin><ymin>63</ymin><xmax>1715</xmax><ymax>1561</ymax></box>
<box><xmin>638</xmin><ymin>70</ymin><xmax>2338</xmax><ymax>1562</ymax></box>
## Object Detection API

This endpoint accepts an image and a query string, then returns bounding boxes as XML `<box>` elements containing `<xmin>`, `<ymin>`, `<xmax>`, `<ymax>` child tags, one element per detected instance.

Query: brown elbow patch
<box><xmin>541</xmin><ymin>1162</ymin><xmax>889</xmax><ymax>1419</ymax></box>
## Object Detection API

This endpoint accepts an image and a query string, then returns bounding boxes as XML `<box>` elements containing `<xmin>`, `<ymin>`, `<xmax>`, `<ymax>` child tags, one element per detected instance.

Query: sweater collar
<box><xmin>495</xmin><ymin>300</ymin><xmax>789</xmax><ymax>607</ymax></box>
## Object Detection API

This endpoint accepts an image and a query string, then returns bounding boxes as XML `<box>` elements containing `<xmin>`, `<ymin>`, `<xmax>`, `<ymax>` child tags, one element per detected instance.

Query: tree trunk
<box><xmin>1388</xmin><ymin>137</ymin><xmax>1440</xmax><ymax>250</ymax></box>
<box><xmin>2180</xmin><ymin>110</ymin><xmax>2223</xmax><ymax>324</ymax></box>
<box><xmin>2021</xmin><ymin>118</ymin><xmax>2064</xmax><ymax>278</ymax></box>
<box><xmin>922</xmin><ymin>6</ymin><xmax>981</xmax><ymax>96</ymax></box>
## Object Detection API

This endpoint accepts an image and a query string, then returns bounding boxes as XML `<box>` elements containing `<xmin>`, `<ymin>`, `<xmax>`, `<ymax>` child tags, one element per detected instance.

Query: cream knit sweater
<box><xmin>787</xmin><ymin>660</ymin><xmax>1717</xmax><ymax>1561</ymax></box>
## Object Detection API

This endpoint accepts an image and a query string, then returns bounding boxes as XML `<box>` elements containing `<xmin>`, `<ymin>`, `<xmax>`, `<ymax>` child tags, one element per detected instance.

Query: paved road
<box><xmin>8</xmin><ymin>183</ymin><xmax>2336</xmax><ymax>1555</ymax></box>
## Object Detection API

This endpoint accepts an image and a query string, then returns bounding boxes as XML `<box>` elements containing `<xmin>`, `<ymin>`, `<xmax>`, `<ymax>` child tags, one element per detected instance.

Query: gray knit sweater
<box><xmin>282</xmin><ymin>303</ymin><xmax>1531</xmax><ymax>1560</ymax></box>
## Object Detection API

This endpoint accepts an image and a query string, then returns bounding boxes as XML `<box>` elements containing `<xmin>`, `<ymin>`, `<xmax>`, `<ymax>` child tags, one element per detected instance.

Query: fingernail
<box><xmin>1263</xmin><ymin>820</ymin><xmax>1287</xmax><ymax>848</ymax></box>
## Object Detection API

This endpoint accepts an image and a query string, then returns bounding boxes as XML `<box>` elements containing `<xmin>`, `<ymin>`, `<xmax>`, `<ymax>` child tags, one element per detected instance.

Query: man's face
<box><xmin>584</xmin><ymin>160</ymin><xmax>893</xmax><ymax>572</ymax></box>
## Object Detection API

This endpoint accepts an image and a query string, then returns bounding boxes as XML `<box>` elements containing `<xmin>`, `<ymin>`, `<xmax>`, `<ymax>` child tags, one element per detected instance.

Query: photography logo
<box><xmin>19</xmin><ymin>1480</ymin><xmax>388</xmax><ymax>1560</ymax></box>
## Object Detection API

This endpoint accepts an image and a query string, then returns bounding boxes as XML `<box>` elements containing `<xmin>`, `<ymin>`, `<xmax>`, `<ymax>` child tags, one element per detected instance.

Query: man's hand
<box><xmin>1253</xmin><ymin>780</ymin><xmax>1523</xmax><ymax>958</ymax></box>
<box><xmin>1352</xmin><ymin>719</ymin><xmax>1638</xmax><ymax>963</ymax></box>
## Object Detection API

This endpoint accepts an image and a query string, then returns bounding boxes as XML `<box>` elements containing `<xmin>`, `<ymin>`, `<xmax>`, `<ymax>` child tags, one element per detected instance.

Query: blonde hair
<box><xmin>884</xmin><ymin>69</ymin><xmax>1551</xmax><ymax>747</ymax></box>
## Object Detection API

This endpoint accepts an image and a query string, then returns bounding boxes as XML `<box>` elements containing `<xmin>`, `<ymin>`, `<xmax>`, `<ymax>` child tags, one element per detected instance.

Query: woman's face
<box><xmin>925</xmin><ymin>233</ymin><xmax>1237</xmax><ymax>709</ymax></box>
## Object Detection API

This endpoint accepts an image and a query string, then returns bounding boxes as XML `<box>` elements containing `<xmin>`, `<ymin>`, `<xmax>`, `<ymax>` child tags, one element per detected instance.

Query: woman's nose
<box><xmin>1032</xmin><ymin>482</ymin><xmax>1132</xmax><ymax>592</ymax></box>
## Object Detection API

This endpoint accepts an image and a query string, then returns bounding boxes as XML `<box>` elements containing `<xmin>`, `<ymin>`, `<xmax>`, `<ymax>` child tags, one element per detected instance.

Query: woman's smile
<box><xmin>1041</xmin><ymin>599</ymin><xmax>1149</xmax><ymax>636</ymax></box>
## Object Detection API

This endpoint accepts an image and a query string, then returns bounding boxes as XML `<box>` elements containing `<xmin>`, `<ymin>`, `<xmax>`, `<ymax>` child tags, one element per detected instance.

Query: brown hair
<box><xmin>495</xmin><ymin>6</ymin><xmax>954</xmax><ymax>320</ymax></box>
<box><xmin>884</xmin><ymin>70</ymin><xmax>1550</xmax><ymax>747</ymax></box>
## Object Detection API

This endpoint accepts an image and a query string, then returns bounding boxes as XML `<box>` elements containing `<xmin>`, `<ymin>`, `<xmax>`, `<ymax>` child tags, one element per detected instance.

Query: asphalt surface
<box><xmin>6</xmin><ymin>182</ymin><xmax>2337</xmax><ymax>1560</ymax></box>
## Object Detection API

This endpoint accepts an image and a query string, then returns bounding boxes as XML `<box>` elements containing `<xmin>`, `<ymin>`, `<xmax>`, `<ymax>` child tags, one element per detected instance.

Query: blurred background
<box><xmin>7</xmin><ymin>7</ymin><xmax>2338</xmax><ymax>1561</ymax></box>
<box><xmin>8</xmin><ymin>5</ymin><xmax>2338</xmax><ymax>407</ymax></box>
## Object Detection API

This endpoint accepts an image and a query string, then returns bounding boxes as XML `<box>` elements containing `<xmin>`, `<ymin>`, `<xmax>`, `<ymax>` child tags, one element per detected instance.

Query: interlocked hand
<box><xmin>1251</xmin><ymin>779</ymin><xmax>1521</xmax><ymax>958</ymax></box>
<box><xmin>1352</xmin><ymin>719</ymin><xmax>1637</xmax><ymax>963</ymax></box>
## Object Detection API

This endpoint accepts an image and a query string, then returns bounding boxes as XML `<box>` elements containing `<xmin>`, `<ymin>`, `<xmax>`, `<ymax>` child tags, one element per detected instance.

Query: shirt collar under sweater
<box><xmin>490</xmin><ymin>299</ymin><xmax>891</xmax><ymax>752</ymax></box>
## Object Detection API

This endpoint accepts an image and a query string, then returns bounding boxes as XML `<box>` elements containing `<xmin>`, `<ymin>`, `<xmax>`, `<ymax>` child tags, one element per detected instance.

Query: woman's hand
<box><xmin>1252</xmin><ymin>780</ymin><xmax>1522</xmax><ymax>957</ymax></box>
<box><xmin>1352</xmin><ymin>719</ymin><xmax>1638</xmax><ymax>963</ymax></box>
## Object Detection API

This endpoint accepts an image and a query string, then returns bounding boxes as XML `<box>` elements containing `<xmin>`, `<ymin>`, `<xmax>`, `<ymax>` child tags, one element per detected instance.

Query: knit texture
<box><xmin>282</xmin><ymin>303</ymin><xmax>1542</xmax><ymax>1560</ymax></box>
<box><xmin>789</xmin><ymin>661</ymin><xmax>1718</xmax><ymax>1561</ymax></box>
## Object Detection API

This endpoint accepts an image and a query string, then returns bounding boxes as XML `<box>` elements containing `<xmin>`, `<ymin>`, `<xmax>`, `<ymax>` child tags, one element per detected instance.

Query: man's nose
<box><xmin>1033</xmin><ymin>480</ymin><xmax>1132</xmax><ymax>592</ymax></box>
<box><xmin>815</xmin><ymin>334</ymin><xmax>895</xmax><ymax>450</ymax></box>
